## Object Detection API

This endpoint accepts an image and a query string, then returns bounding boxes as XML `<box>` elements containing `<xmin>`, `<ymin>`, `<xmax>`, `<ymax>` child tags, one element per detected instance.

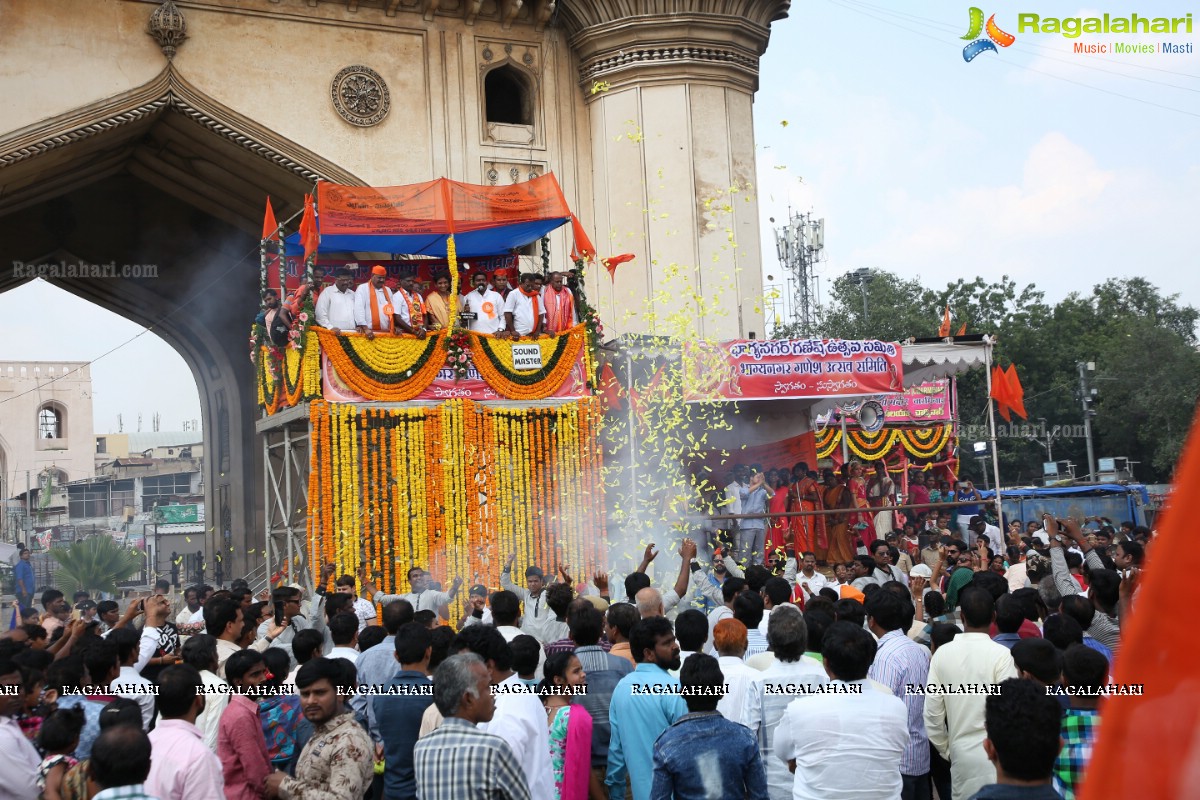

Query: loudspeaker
<box><xmin>858</xmin><ymin>400</ymin><xmax>886</xmax><ymax>433</ymax></box>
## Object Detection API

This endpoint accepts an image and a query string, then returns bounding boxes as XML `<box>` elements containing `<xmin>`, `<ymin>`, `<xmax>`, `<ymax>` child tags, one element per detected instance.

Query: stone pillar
<box><xmin>565</xmin><ymin>1</ymin><xmax>790</xmax><ymax>341</ymax></box>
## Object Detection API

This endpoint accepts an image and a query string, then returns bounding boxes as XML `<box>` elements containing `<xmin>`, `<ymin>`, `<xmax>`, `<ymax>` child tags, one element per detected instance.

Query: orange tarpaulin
<box><xmin>317</xmin><ymin>173</ymin><xmax>577</xmax><ymax>236</ymax></box>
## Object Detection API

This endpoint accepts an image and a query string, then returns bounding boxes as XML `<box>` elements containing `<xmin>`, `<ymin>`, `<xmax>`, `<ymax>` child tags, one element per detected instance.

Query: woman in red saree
<box><xmin>788</xmin><ymin>462</ymin><xmax>827</xmax><ymax>557</ymax></box>
<box><xmin>765</xmin><ymin>471</ymin><xmax>791</xmax><ymax>556</ymax></box>
<box><xmin>821</xmin><ymin>469</ymin><xmax>856</xmax><ymax>564</ymax></box>
<box><xmin>846</xmin><ymin>461</ymin><xmax>876</xmax><ymax>550</ymax></box>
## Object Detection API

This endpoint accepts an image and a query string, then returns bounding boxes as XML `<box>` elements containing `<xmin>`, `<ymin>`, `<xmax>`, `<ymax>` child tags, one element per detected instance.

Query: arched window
<box><xmin>39</xmin><ymin>406</ymin><xmax>62</xmax><ymax>439</ymax></box>
<box><xmin>484</xmin><ymin>65</ymin><xmax>533</xmax><ymax>126</ymax></box>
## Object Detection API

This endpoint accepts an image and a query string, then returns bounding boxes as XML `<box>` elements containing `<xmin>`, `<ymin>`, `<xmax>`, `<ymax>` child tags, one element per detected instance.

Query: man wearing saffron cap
<box><xmin>354</xmin><ymin>265</ymin><xmax>397</xmax><ymax>339</ymax></box>
<box><xmin>460</xmin><ymin>271</ymin><xmax>505</xmax><ymax>334</ymax></box>
<box><xmin>491</xmin><ymin>268</ymin><xmax>513</xmax><ymax>299</ymax></box>
<box><xmin>503</xmin><ymin>272</ymin><xmax>546</xmax><ymax>339</ymax></box>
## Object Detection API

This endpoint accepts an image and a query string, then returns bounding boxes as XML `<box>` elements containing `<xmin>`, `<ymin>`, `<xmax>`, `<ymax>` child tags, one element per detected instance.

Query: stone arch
<box><xmin>36</xmin><ymin>400</ymin><xmax>67</xmax><ymax>441</ymax></box>
<box><xmin>483</xmin><ymin>63</ymin><xmax>537</xmax><ymax>126</ymax></box>
<box><xmin>0</xmin><ymin>67</ymin><xmax>365</xmax><ymax>581</ymax></box>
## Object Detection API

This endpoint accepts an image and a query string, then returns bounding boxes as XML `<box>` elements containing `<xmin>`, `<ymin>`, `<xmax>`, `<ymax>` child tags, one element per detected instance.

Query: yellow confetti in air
<box><xmin>185</xmin><ymin>537</ymin><xmax>191</xmax><ymax>542</ymax></box>
<box><xmin>780</xmin><ymin>120</ymin><xmax>789</xmax><ymax>127</ymax></box>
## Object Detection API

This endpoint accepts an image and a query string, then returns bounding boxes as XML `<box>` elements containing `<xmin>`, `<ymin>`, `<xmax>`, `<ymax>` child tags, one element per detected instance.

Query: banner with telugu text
<box><xmin>320</xmin><ymin>354</ymin><xmax>589</xmax><ymax>403</ymax></box>
<box><xmin>682</xmin><ymin>339</ymin><xmax>904</xmax><ymax>402</ymax></box>
<box><xmin>845</xmin><ymin>379</ymin><xmax>953</xmax><ymax>425</ymax></box>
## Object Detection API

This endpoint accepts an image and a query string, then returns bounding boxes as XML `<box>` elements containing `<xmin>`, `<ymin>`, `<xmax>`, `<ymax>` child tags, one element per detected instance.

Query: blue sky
<box><xmin>755</xmin><ymin>0</ymin><xmax>1199</xmax><ymax>322</ymax></box>
<box><xmin>1</xmin><ymin>0</ymin><xmax>1196</xmax><ymax>431</ymax></box>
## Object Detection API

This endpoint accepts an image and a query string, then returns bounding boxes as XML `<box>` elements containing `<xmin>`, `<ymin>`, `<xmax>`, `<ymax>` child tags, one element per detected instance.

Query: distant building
<box><xmin>0</xmin><ymin>361</ymin><xmax>96</xmax><ymax>541</ymax></box>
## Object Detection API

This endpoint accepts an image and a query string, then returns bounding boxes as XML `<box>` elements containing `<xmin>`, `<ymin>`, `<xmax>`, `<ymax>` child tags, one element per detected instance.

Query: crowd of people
<box><xmin>0</xmin><ymin>498</ymin><xmax>1148</xmax><ymax>800</ymax></box>
<box><xmin>256</xmin><ymin>265</ymin><xmax>579</xmax><ymax>349</ymax></box>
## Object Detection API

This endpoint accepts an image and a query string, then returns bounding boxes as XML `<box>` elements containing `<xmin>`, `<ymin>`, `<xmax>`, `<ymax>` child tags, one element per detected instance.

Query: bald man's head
<box><xmin>635</xmin><ymin>587</ymin><xmax>665</xmax><ymax>619</ymax></box>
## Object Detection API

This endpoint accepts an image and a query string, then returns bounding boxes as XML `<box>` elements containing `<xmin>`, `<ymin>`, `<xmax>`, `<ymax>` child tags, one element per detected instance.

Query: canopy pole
<box><xmin>984</xmin><ymin>336</ymin><xmax>1004</xmax><ymax>528</ymax></box>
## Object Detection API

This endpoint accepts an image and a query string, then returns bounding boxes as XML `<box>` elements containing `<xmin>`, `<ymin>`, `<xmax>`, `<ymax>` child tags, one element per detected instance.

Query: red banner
<box><xmin>683</xmin><ymin>339</ymin><xmax>904</xmax><ymax>402</ymax></box>
<box><xmin>846</xmin><ymin>379</ymin><xmax>953</xmax><ymax>425</ymax></box>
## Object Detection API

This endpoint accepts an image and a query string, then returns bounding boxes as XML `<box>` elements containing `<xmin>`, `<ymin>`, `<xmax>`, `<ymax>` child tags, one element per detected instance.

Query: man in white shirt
<box><xmin>109</xmin><ymin>626</ymin><xmax>161</xmax><ymax>730</ymax></box>
<box><xmin>364</xmin><ymin>566</ymin><xmax>462</xmax><ymax>619</ymax></box>
<box><xmin>969</xmin><ymin>517</ymin><xmax>1004</xmax><ymax>555</ymax></box>
<box><xmin>500</xmin><ymin>554</ymin><xmax>555</xmax><ymax>642</ymax></box>
<box><xmin>353</xmin><ymin>265</ymin><xmax>396</xmax><ymax>337</ymax></box>
<box><xmin>749</xmin><ymin>606</ymin><xmax>827</xmax><ymax>800</ymax></box>
<box><xmin>460</xmin><ymin>271</ymin><xmax>506</xmax><ymax>334</ymax></box>
<box><xmin>502</xmin><ymin>272</ymin><xmax>545</xmax><ymax>337</ymax></box>
<box><xmin>774</xmin><ymin>621</ymin><xmax>909</xmax><ymax>800</ymax></box>
<box><xmin>333</xmin><ymin>574</ymin><xmax>377</xmax><ymax>633</ymax></box>
<box><xmin>0</xmin><ymin>659</ymin><xmax>41</xmax><ymax>800</ymax></box>
<box><xmin>796</xmin><ymin>552</ymin><xmax>828</xmax><ymax>601</ymax></box>
<box><xmin>924</xmin><ymin>586</ymin><xmax>1018</xmax><ymax>800</ymax></box>
<box><xmin>327</xmin><ymin>612</ymin><xmax>361</xmax><ymax>664</ymax></box>
<box><xmin>712</xmin><ymin>619</ymin><xmax>763</xmax><ymax>729</ymax></box>
<box><xmin>456</xmin><ymin>625</ymin><xmax>555</xmax><ymax>800</ymax></box>
<box><xmin>314</xmin><ymin>268</ymin><xmax>357</xmax><ymax>331</ymax></box>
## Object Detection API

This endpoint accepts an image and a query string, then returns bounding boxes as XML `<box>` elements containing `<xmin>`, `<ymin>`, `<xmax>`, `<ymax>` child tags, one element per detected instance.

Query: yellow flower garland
<box><xmin>315</xmin><ymin>327</ymin><xmax>446</xmax><ymax>401</ymax></box>
<box><xmin>469</xmin><ymin>324</ymin><xmax>587</xmax><ymax>399</ymax></box>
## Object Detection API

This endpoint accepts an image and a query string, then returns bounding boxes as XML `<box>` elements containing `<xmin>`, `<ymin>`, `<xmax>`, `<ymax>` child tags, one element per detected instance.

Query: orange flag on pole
<box><xmin>1003</xmin><ymin>364</ymin><xmax>1027</xmax><ymax>419</ymax></box>
<box><xmin>937</xmin><ymin>305</ymin><xmax>952</xmax><ymax>337</ymax></box>
<box><xmin>956</xmin><ymin>319</ymin><xmax>967</xmax><ymax>336</ymax></box>
<box><xmin>990</xmin><ymin>365</ymin><xmax>1012</xmax><ymax>422</ymax></box>
<box><xmin>299</xmin><ymin>194</ymin><xmax>320</xmax><ymax>262</ymax></box>
<box><xmin>601</xmin><ymin>253</ymin><xmax>636</xmax><ymax>282</ymax></box>
<box><xmin>1078</xmin><ymin>404</ymin><xmax>1200</xmax><ymax>800</ymax></box>
<box><xmin>262</xmin><ymin>197</ymin><xmax>278</xmax><ymax>240</ymax></box>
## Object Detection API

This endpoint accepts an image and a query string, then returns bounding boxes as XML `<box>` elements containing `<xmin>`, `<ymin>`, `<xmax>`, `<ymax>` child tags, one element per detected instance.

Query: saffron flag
<box><xmin>570</xmin><ymin>215</ymin><xmax>596</xmax><ymax>262</ymax></box>
<box><xmin>1003</xmin><ymin>364</ymin><xmax>1027</xmax><ymax>419</ymax></box>
<box><xmin>299</xmin><ymin>194</ymin><xmax>320</xmax><ymax>263</ymax></box>
<box><xmin>990</xmin><ymin>365</ymin><xmax>1012</xmax><ymax>422</ymax></box>
<box><xmin>1078</xmin><ymin>404</ymin><xmax>1200</xmax><ymax>800</ymax></box>
<box><xmin>601</xmin><ymin>253</ymin><xmax>636</xmax><ymax>282</ymax></box>
<box><xmin>956</xmin><ymin>319</ymin><xmax>967</xmax><ymax>336</ymax></box>
<box><xmin>262</xmin><ymin>197</ymin><xmax>278</xmax><ymax>240</ymax></box>
<box><xmin>937</xmin><ymin>305</ymin><xmax>951</xmax><ymax>337</ymax></box>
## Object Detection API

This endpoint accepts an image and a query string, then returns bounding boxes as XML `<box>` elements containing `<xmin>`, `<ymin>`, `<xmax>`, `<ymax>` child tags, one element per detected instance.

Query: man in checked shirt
<box><xmin>414</xmin><ymin>653</ymin><xmax>530</xmax><ymax>800</ymax></box>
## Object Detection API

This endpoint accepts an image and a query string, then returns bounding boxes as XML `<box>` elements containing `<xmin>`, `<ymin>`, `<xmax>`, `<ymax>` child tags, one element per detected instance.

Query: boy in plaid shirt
<box><xmin>1053</xmin><ymin>645</ymin><xmax>1107</xmax><ymax>799</ymax></box>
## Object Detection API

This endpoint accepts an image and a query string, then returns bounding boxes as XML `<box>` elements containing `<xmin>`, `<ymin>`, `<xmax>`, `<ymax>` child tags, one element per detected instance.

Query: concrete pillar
<box><xmin>565</xmin><ymin>1</ymin><xmax>790</xmax><ymax>341</ymax></box>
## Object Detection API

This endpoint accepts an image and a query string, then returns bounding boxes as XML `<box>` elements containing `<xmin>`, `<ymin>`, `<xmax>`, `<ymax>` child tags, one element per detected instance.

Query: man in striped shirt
<box><xmin>867</xmin><ymin>589</ymin><xmax>932</xmax><ymax>800</ymax></box>
<box><xmin>414</xmin><ymin>653</ymin><xmax>530</xmax><ymax>800</ymax></box>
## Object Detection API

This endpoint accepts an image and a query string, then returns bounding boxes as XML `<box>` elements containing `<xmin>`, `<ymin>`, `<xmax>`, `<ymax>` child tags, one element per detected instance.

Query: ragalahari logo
<box><xmin>962</xmin><ymin>7</ymin><xmax>1016</xmax><ymax>61</ymax></box>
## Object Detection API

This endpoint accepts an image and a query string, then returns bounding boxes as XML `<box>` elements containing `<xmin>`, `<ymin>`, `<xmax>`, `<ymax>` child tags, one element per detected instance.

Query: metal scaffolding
<box><xmin>256</xmin><ymin>402</ymin><xmax>312</xmax><ymax>594</ymax></box>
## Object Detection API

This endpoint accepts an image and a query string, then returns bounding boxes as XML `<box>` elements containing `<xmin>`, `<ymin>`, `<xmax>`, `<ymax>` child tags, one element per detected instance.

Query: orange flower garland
<box><xmin>305</xmin><ymin>399</ymin><xmax>606</xmax><ymax>611</ymax></box>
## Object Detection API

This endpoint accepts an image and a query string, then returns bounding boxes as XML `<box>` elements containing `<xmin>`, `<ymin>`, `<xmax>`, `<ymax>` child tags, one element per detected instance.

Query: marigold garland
<box><xmin>814</xmin><ymin>423</ymin><xmax>955</xmax><ymax>461</ymax></box>
<box><xmin>315</xmin><ymin>327</ymin><xmax>446</xmax><ymax>400</ymax></box>
<box><xmin>307</xmin><ymin>399</ymin><xmax>606</xmax><ymax>620</ymax></box>
<box><xmin>469</xmin><ymin>324</ymin><xmax>586</xmax><ymax>399</ymax></box>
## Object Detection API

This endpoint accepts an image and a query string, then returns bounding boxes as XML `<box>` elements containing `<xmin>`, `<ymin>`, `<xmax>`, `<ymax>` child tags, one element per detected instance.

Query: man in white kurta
<box><xmin>315</xmin><ymin>268</ymin><xmax>357</xmax><ymax>331</ymax></box>
<box><xmin>353</xmin><ymin>266</ymin><xmax>395</xmax><ymax>335</ymax></box>
<box><xmin>460</xmin><ymin>272</ymin><xmax>505</xmax><ymax>334</ymax></box>
<box><xmin>923</xmin><ymin>586</ymin><xmax>1018</xmax><ymax>800</ymax></box>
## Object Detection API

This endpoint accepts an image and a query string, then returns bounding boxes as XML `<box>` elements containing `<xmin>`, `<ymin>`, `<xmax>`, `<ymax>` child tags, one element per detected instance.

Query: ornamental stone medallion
<box><xmin>330</xmin><ymin>66</ymin><xmax>390</xmax><ymax>127</ymax></box>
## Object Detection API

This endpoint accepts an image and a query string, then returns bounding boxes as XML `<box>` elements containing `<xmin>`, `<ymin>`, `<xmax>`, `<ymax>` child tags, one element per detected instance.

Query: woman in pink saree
<box><xmin>541</xmin><ymin>652</ymin><xmax>596</xmax><ymax>800</ymax></box>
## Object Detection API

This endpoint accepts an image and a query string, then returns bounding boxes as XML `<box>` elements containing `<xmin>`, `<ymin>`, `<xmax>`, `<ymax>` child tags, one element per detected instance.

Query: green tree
<box><xmin>781</xmin><ymin>270</ymin><xmax>1199</xmax><ymax>484</ymax></box>
<box><xmin>50</xmin><ymin>535</ymin><xmax>144</xmax><ymax>596</ymax></box>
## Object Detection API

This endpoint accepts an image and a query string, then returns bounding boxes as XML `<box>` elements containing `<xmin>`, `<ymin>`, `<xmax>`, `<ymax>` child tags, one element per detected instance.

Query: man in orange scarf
<box><xmin>353</xmin><ymin>265</ymin><xmax>396</xmax><ymax>340</ymax></box>
<box><xmin>542</xmin><ymin>271</ymin><xmax>576</xmax><ymax>334</ymax></box>
<box><xmin>395</xmin><ymin>271</ymin><xmax>428</xmax><ymax>338</ymax></box>
<box><xmin>502</xmin><ymin>273</ymin><xmax>545</xmax><ymax>339</ymax></box>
